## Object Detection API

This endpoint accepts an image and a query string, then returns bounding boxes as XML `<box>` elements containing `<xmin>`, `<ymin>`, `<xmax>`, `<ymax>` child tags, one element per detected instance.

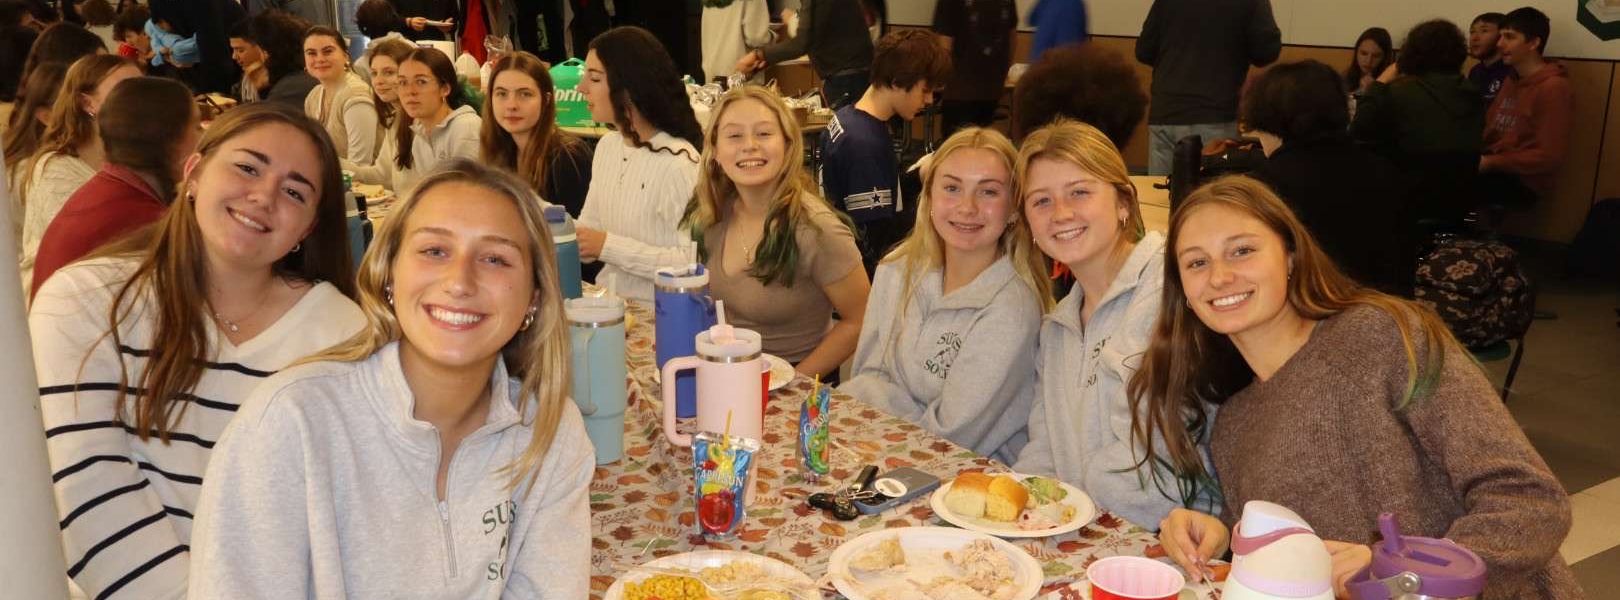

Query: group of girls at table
<box><xmin>27</xmin><ymin>24</ymin><xmax>1579</xmax><ymax>600</ymax></box>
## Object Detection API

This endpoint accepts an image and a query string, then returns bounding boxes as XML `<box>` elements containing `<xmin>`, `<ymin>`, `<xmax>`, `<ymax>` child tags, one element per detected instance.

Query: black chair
<box><xmin>1469</xmin><ymin>283</ymin><xmax>1535</xmax><ymax>401</ymax></box>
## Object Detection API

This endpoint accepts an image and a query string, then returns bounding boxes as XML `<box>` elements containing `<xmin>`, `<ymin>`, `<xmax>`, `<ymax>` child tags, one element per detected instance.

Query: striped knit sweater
<box><xmin>29</xmin><ymin>257</ymin><xmax>364</xmax><ymax>600</ymax></box>
<box><xmin>577</xmin><ymin>131</ymin><xmax>700</xmax><ymax>303</ymax></box>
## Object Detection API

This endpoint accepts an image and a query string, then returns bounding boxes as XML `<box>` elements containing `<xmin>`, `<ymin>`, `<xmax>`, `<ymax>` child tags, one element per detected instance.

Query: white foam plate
<box><xmin>929</xmin><ymin>472</ymin><xmax>1097</xmax><ymax>538</ymax></box>
<box><xmin>765</xmin><ymin>353</ymin><xmax>794</xmax><ymax>391</ymax></box>
<box><xmin>826</xmin><ymin>527</ymin><xmax>1044</xmax><ymax>600</ymax></box>
<box><xmin>603</xmin><ymin>550</ymin><xmax>815</xmax><ymax>600</ymax></box>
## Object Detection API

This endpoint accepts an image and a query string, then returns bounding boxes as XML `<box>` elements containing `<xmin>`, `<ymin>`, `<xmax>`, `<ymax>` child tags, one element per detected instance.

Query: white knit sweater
<box><xmin>30</xmin><ymin>257</ymin><xmax>365</xmax><ymax>600</ymax></box>
<box><xmin>19</xmin><ymin>151</ymin><xmax>95</xmax><ymax>293</ymax></box>
<box><xmin>577</xmin><ymin>131</ymin><xmax>700</xmax><ymax>302</ymax></box>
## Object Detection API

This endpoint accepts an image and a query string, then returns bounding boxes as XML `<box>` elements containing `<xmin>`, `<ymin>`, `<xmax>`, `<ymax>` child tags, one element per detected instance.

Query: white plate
<box><xmin>765</xmin><ymin>353</ymin><xmax>794</xmax><ymax>391</ymax></box>
<box><xmin>653</xmin><ymin>354</ymin><xmax>795</xmax><ymax>392</ymax></box>
<box><xmin>603</xmin><ymin>550</ymin><xmax>816</xmax><ymax>600</ymax></box>
<box><xmin>827</xmin><ymin>527</ymin><xmax>1044</xmax><ymax>600</ymax></box>
<box><xmin>929</xmin><ymin>472</ymin><xmax>1097</xmax><ymax>538</ymax></box>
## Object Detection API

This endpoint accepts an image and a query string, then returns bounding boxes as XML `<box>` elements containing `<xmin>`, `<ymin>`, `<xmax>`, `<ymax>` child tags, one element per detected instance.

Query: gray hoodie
<box><xmin>1012</xmin><ymin>232</ymin><xmax>1219</xmax><ymax>527</ymax></box>
<box><xmin>188</xmin><ymin>342</ymin><xmax>593</xmax><ymax>600</ymax></box>
<box><xmin>840</xmin><ymin>254</ymin><xmax>1041</xmax><ymax>464</ymax></box>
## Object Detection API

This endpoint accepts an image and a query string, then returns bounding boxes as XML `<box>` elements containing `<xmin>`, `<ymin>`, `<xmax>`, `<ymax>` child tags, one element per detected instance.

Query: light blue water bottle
<box><xmin>545</xmin><ymin>205</ymin><xmax>583</xmax><ymax>299</ymax></box>
<box><xmin>567</xmin><ymin>297</ymin><xmax>627</xmax><ymax>464</ymax></box>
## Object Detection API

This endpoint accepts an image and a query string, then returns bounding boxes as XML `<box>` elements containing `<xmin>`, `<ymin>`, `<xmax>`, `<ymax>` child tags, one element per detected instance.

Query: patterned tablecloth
<box><xmin>587</xmin><ymin>297</ymin><xmax>1194</xmax><ymax>599</ymax></box>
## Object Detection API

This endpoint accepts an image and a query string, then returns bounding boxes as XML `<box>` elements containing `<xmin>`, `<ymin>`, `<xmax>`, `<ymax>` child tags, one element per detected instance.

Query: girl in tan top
<box><xmin>1134</xmin><ymin>176</ymin><xmax>1581</xmax><ymax>599</ymax></box>
<box><xmin>682</xmin><ymin>86</ymin><xmax>868</xmax><ymax>380</ymax></box>
<box><xmin>302</xmin><ymin>26</ymin><xmax>377</xmax><ymax>164</ymax></box>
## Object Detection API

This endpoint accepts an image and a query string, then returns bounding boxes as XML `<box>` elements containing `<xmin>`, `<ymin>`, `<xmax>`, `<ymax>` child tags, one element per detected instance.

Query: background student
<box><xmin>302</xmin><ymin>25</ymin><xmax>378</xmax><ymax>164</ymax></box>
<box><xmin>480</xmin><ymin>51</ymin><xmax>592</xmax><ymax>217</ymax></box>
<box><xmin>345</xmin><ymin>47</ymin><xmax>481</xmax><ymax>195</ymax></box>
<box><xmin>574</xmin><ymin>26</ymin><xmax>703</xmax><ymax>302</ymax></box>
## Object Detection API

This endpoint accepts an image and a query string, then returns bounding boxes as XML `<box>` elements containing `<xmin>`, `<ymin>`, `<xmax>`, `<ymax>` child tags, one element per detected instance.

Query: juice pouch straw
<box><xmin>692</xmin><ymin>431</ymin><xmax>759</xmax><ymax>539</ymax></box>
<box><xmin>797</xmin><ymin>379</ymin><xmax>831</xmax><ymax>483</ymax></box>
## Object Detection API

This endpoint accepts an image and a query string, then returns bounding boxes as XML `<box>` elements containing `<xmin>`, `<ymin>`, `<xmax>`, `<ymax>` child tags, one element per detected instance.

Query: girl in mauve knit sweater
<box><xmin>1129</xmin><ymin>176</ymin><xmax>1581</xmax><ymax>600</ymax></box>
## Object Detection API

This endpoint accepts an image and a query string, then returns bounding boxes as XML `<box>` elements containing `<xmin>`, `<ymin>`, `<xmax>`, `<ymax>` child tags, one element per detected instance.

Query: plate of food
<box><xmin>929</xmin><ymin>472</ymin><xmax>1096</xmax><ymax>538</ymax></box>
<box><xmin>825</xmin><ymin>527</ymin><xmax>1043</xmax><ymax>600</ymax></box>
<box><xmin>605</xmin><ymin>550</ymin><xmax>815</xmax><ymax>600</ymax></box>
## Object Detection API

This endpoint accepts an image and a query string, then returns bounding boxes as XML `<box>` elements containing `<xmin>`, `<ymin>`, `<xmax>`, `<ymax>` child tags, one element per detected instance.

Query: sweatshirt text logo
<box><xmin>484</xmin><ymin>500</ymin><xmax>517</xmax><ymax>580</ymax></box>
<box><xmin>924</xmin><ymin>332</ymin><xmax>963</xmax><ymax>378</ymax></box>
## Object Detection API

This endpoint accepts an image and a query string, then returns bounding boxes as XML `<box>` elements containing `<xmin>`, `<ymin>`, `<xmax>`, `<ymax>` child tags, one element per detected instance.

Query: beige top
<box><xmin>303</xmin><ymin>71</ymin><xmax>378</xmax><ymax>164</ymax></box>
<box><xmin>702</xmin><ymin>196</ymin><xmax>861</xmax><ymax>362</ymax></box>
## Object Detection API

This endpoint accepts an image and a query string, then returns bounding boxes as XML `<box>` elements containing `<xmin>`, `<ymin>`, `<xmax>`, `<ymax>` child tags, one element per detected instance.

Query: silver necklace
<box><xmin>211</xmin><ymin>290</ymin><xmax>273</xmax><ymax>334</ymax></box>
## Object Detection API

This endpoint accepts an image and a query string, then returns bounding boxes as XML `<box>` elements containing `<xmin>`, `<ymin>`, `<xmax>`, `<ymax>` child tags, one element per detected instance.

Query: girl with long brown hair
<box><xmin>840</xmin><ymin>127</ymin><xmax>1049</xmax><ymax>462</ymax></box>
<box><xmin>574</xmin><ymin>26</ymin><xmax>703</xmax><ymax>302</ymax></box>
<box><xmin>362</xmin><ymin>37</ymin><xmax>412</xmax><ymax>154</ymax></box>
<box><xmin>17</xmin><ymin>53</ymin><xmax>139</xmax><ymax>290</ymax></box>
<box><xmin>1140</xmin><ymin>176</ymin><xmax>1579</xmax><ymax>598</ymax></box>
<box><xmin>1009</xmin><ymin>119</ymin><xmax>1219</xmax><ymax>529</ymax></box>
<box><xmin>682</xmin><ymin>85</ymin><xmax>868</xmax><ymax>380</ymax></box>
<box><xmin>30</xmin><ymin>102</ymin><xmax>363</xmax><ymax>600</ymax></box>
<box><xmin>480</xmin><ymin>51</ymin><xmax>592</xmax><ymax>217</ymax></box>
<box><xmin>345</xmin><ymin>47</ymin><xmax>480</xmax><ymax>194</ymax></box>
<box><xmin>189</xmin><ymin>160</ymin><xmax>592</xmax><ymax>599</ymax></box>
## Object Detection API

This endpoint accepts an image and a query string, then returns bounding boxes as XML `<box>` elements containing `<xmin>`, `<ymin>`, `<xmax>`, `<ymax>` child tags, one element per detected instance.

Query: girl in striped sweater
<box><xmin>29</xmin><ymin>102</ymin><xmax>364</xmax><ymax>600</ymax></box>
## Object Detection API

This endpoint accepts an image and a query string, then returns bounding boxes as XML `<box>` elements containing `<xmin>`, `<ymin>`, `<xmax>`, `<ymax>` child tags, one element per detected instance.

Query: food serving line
<box><xmin>583</xmin><ymin>287</ymin><xmax>1207</xmax><ymax>600</ymax></box>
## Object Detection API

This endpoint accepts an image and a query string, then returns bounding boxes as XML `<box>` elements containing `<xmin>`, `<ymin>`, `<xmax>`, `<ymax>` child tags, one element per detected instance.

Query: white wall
<box><xmin>888</xmin><ymin>0</ymin><xmax>1620</xmax><ymax>61</ymax></box>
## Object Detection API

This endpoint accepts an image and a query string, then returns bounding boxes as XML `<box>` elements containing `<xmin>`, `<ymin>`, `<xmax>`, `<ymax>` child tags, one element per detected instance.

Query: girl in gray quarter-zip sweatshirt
<box><xmin>187</xmin><ymin>341</ymin><xmax>593</xmax><ymax>600</ymax></box>
<box><xmin>1010</xmin><ymin>120</ymin><xmax>1218</xmax><ymax>529</ymax></box>
<box><xmin>841</xmin><ymin>255</ymin><xmax>1041</xmax><ymax>464</ymax></box>
<box><xmin>1012</xmin><ymin>232</ymin><xmax>1217</xmax><ymax>527</ymax></box>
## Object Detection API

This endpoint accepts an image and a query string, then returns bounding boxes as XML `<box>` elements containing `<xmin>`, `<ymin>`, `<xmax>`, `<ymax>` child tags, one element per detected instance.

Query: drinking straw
<box><xmin>723</xmin><ymin>409</ymin><xmax>733</xmax><ymax>450</ymax></box>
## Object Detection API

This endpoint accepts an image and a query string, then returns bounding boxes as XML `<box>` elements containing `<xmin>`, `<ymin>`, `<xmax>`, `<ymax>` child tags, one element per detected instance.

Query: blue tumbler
<box><xmin>545</xmin><ymin>205</ymin><xmax>583</xmax><ymax>299</ymax></box>
<box><xmin>654</xmin><ymin>265</ymin><xmax>715</xmax><ymax>419</ymax></box>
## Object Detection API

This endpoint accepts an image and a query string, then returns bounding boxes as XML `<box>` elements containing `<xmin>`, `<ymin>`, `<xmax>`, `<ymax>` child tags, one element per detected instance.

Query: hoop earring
<box><xmin>519</xmin><ymin>307</ymin><xmax>537</xmax><ymax>331</ymax></box>
<box><xmin>384</xmin><ymin>285</ymin><xmax>393</xmax><ymax>306</ymax></box>
<box><xmin>291</xmin><ymin>242</ymin><xmax>302</xmax><ymax>253</ymax></box>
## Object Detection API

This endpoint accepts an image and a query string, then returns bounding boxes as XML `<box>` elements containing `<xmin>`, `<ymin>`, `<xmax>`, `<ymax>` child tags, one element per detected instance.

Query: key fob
<box><xmin>807</xmin><ymin>492</ymin><xmax>860</xmax><ymax>520</ymax></box>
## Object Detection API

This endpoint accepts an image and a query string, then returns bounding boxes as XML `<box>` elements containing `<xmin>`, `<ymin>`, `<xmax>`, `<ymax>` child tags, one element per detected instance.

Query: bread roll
<box><xmin>944</xmin><ymin>472</ymin><xmax>992</xmax><ymax>518</ymax></box>
<box><xmin>984</xmin><ymin>476</ymin><xmax>1029</xmax><ymax>522</ymax></box>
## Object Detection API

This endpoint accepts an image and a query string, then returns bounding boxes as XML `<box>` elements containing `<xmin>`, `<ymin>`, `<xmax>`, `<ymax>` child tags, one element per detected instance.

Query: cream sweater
<box><xmin>19</xmin><ymin>151</ymin><xmax>95</xmax><ymax>293</ymax></box>
<box><xmin>304</xmin><ymin>72</ymin><xmax>379</xmax><ymax>164</ymax></box>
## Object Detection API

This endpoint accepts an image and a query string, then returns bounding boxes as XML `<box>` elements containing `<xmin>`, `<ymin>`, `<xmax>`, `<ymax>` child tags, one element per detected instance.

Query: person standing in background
<box><xmin>1136</xmin><ymin>0</ymin><xmax>1280</xmax><ymax>175</ymax></box>
<box><xmin>1467</xmin><ymin>12</ymin><xmax>1512</xmax><ymax>102</ymax></box>
<box><xmin>1027</xmin><ymin>0</ymin><xmax>1087</xmax><ymax>61</ymax></box>
<box><xmin>736</xmin><ymin>0</ymin><xmax>875</xmax><ymax>110</ymax></box>
<box><xmin>932</xmin><ymin>0</ymin><xmax>1016</xmax><ymax>134</ymax></box>
<box><xmin>701</xmin><ymin>0</ymin><xmax>775</xmax><ymax>83</ymax></box>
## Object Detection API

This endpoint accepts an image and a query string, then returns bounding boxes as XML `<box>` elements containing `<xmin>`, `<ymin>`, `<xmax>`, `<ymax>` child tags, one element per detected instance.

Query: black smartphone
<box><xmin>854</xmin><ymin>467</ymin><xmax>941</xmax><ymax>514</ymax></box>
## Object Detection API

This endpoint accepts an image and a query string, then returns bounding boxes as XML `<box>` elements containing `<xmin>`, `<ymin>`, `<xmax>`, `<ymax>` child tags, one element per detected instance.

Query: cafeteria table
<box><xmin>585</xmin><ymin>292</ymin><xmax>1202</xmax><ymax>599</ymax></box>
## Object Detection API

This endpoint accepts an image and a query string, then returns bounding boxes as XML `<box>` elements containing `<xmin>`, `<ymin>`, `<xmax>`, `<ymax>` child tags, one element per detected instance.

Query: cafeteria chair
<box><xmin>1470</xmin><ymin>284</ymin><xmax>1536</xmax><ymax>402</ymax></box>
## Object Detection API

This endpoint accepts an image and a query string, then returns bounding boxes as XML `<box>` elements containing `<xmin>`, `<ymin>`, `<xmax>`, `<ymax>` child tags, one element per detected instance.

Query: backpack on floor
<box><xmin>1414</xmin><ymin>239</ymin><xmax>1534</xmax><ymax>348</ymax></box>
<box><xmin>1566</xmin><ymin>198</ymin><xmax>1620</xmax><ymax>283</ymax></box>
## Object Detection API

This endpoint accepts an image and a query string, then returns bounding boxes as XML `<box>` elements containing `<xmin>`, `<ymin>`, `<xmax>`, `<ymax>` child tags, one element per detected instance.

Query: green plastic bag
<box><xmin>550</xmin><ymin>58</ymin><xmax>596</xmax><ymax>127</ymax></box>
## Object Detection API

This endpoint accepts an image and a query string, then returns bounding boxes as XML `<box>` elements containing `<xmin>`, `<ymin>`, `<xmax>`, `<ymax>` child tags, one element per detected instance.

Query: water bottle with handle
<box><xmin>566</xmin><ymin>296</ymin><xmax>627</xmax><ymax>464</ymax></box>
<box><xmin>545</xmin><ymin>205</ymin><xmax>583</xmax><ymax>300</ymax></box>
